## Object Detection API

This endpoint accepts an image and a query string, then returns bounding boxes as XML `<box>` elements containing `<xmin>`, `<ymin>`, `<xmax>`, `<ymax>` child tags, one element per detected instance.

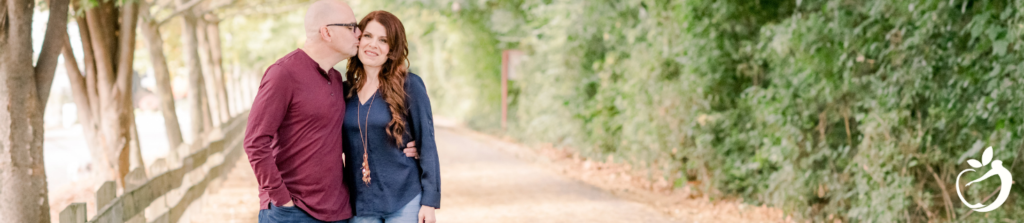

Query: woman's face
<box><xmin>357</xmin><ymin>20</ymin><xmax>390</xmax><ymax>68</ymax></box>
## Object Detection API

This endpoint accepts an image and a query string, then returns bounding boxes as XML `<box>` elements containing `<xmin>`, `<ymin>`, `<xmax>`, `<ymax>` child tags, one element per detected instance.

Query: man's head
<box><xmin>304</xmin><ymin>0</ymin><xmax>362</xmax><ymax>58</ymax></box>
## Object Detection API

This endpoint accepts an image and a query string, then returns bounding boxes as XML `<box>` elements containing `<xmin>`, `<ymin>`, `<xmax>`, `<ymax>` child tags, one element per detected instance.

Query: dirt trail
<box><xmin>193</xmin><ymin>157</ymin><xmax>260</xmax><ymax>223</ymax></box>
<box><xmin>195</xmin><ymin>126</ymin><xmax>680</xmax><ymax>222</ymax></box>
<box><xmin>433</xmin><ymin>127</ymin><xmax>679</xmax><ymax>222</ymax></box>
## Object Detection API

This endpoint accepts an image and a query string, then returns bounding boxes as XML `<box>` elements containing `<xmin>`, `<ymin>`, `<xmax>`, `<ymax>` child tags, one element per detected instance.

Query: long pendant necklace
<box><xmin>358</xmin><ymin>90</ymin><xmax>376</xmax><ymax>186</ymax></box>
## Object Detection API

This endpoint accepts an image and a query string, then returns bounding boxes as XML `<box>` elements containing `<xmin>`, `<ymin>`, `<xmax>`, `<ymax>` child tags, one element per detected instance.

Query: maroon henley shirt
<box><xmin>243</xmin><ymin>49</ymin><xmax>351</xmax><ymax>221</ymax></box>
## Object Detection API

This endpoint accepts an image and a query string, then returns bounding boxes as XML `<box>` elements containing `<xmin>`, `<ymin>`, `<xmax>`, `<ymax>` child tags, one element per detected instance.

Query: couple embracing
<box><xmin>243</xmin><ymin>1</ymin><xmax>440</xmax><ymax>223</ymax></box>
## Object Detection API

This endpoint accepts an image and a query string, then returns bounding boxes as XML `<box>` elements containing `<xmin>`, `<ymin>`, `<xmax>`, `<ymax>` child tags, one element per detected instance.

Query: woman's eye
<box><xmin>362</xmin><ymin>34</ymin><xmax>371</xmax><ymax>38</ymax></box>
<box><xmin>380</xmin><ymin>39</ymin><xmax>387</xmax><ymax>43</ymax></box>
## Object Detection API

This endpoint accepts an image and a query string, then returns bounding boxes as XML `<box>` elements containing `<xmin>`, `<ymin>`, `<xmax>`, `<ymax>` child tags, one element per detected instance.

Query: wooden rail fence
<box><xmin>59</xmin><ymin>111</ymin><xmax>249</xmax><ymax>223</ymax></box>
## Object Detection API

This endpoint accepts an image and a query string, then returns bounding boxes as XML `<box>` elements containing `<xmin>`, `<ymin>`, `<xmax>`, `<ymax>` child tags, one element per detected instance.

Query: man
<box><xmin>244</xmin><ymin>1</ymin><xmax>418</xmax><ymax>222</ymax></box>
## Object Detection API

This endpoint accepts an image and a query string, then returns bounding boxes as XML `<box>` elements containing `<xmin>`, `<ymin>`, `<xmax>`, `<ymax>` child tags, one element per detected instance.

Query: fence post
<box><xmin>97</xmin><ymin>181</ymin><xmax>117</xmax><ymax>209</ymax></box>
<box><xmin>125</xmin><ymin>167</ymin><xmax>149</xmax><ymax>191</ymax></box>
<box><xmin>58</xmin><ymin>203</ymin><xmax>87</xmax><ymax>223</ymax></box>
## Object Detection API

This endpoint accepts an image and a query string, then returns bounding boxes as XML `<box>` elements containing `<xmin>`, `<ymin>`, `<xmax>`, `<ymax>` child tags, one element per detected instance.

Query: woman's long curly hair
<box><xmin>345</xmin><ymin>10</ymin><xmax>410</xmax><ymax>147</ymax></box>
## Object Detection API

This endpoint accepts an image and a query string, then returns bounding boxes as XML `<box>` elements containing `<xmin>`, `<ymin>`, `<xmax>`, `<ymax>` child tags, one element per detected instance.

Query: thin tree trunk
<box><xmin>129</xmin><ymin>116</ymin><xmax>144</xmax><ymax>170</ymax></box>
<box><xmin>114</xmin><ymin>1</ymin><xmax>140</xmax><ymax>184</ymax></box>
<box><xmin>204</xmin><ymin>15</ymin><xmax>231</xmax><ymax>121</ymax></box>
<box><xmin>0</xmin><ymin>0</ymin><xmax>68</xmax><ymax>222</ymax></box>
<box><xmin>229</xmin><ymin>62</ymin><xmax>239</xmax><ymax>114</ymax></box>
<box><xmin>85</xmin><ymin>1</ymin><xmax>116</xmax><ymax>108</ymax></box>
<box><xmin>228</xmin><ymin>63</ymin><xmax>240</xmax><ymax>115</ymax></box>
<box><xmin>62</xmin><ymin>32</ymin><xmax>105</xmax><ymax>177</ymax></box>
<box><xmin>64</xmin><ymin>0</ymin><xmax>139</xmax><ymax>188</ymax></box>
<box><xmin>70</xmin><ymin>13</ymin><xmax>107</xmax><ymax>179</ymax></box>
<box><xmin>139</xmin><ymin>0</ymin><xmax>184</xmax><ymax>151</ymax></box>
<box><xmin>195</xmin><ymin>17</ymin><xmax>222</xmax><ymax>125</ymax></box>
<box><xmin>75</xmin><ymin>15</ymin><xmax>101</xmax><ymax>123</ymax></box>
<box><xmin>84</xmin><ymin>3</ymin><xmax>123</xmax><ymax>182</ymax></box>
<box><xmin>201</xmin><ymin>79</ymin><xmax>213</xmax><ymax>132</ymax></box>
<box><xmin>180</xmin><ymin>0</ymin><xmax>205</xmax><ymax>140</ymax></box>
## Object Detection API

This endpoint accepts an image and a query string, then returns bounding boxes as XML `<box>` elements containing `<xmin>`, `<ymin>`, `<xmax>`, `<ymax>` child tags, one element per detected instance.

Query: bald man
<box><xmin>244</xmin><ymin>1</ymin><xmax>416</xmax><ymax>222</ymax></box>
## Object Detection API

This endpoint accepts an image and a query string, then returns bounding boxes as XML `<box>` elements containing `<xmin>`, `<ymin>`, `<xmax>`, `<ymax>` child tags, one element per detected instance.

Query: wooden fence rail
<box><xmin>60</xmin><ymin>111</ymin><xmax>249</xmax><ymax>223</ymax></box>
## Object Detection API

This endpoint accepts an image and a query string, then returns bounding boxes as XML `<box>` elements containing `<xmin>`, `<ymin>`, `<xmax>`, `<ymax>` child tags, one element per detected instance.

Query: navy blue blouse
<box><xmin>342</xmin><ymin>73</ymin><xmax>441</xmax><ymax>217</ymax></box>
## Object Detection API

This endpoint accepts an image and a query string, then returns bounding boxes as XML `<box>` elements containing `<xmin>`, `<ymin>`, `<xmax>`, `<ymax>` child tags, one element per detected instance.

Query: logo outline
<box><xmin>955</xmin><ymin>146</ymin><xmax>1013</xmax><ymax>212</ymax></box>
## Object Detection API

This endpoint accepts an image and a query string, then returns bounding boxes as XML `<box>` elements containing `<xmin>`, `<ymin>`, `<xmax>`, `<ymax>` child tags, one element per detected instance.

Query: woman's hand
<box><xmin>418</xmin><ymin>205</ymin><xmax>436</xmax><ymax>223</ymax></box>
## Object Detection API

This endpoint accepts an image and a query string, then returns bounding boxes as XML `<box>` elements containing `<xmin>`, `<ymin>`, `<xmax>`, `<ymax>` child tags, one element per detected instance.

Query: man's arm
<box><xmin>404</xmin><ymin>141</ymin><xmax>418</xmax><ymax>158</ymax></box>
<box><xmin>243</xmin><ymin>64</ymin><xmax>294</xmax><ymax>207</ymax></box>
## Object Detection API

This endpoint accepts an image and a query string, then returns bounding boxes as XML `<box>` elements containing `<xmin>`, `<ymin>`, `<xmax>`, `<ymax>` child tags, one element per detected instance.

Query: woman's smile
<box><xmin>363</xmin><ymin>49</ymin><xmax>379</xmax><ymax>57</ymax></box>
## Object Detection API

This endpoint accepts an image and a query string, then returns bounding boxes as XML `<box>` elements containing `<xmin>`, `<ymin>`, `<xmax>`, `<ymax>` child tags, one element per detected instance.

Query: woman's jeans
<box><xmin>350</xmin><ymin>194</ymin><xmax>422</xmax><ymax>223</ymax></box>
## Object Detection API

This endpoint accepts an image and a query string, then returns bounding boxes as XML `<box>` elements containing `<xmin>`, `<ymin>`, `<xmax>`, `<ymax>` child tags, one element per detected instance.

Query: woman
<box><xmin>342</xmin><ymin>10</ymin><xmax>440</xmax><ymax>223</ymax></box>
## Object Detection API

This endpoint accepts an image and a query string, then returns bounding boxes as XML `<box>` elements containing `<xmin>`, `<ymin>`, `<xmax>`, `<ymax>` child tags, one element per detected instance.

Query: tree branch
<box><xmin>198</xmin><ymin>0</ymin><xmax>237</xmax><ymax>16</ymax></box>
<box><xmin>34</xmin><ymin>0</ymin><xmax>70</xmax><ymax>108</ymax></box>
<box><xmin>925</xmin><ymin>164</ymin><xmax>955</xmax><ymax>220</ymax></box>
<box><xmin>155</xmin><ymin>0</ymin><xmax>204</xmax><ymax>27</ymax></box>
<box><xmin>220</xmin><ymin>3</ymin><xmax>304</xmax><ymax>19</ymax></box>
<box><xmin>151</xmin><ymin>0</ymin><xmax>176</xmax><ymax>13</ymax></box>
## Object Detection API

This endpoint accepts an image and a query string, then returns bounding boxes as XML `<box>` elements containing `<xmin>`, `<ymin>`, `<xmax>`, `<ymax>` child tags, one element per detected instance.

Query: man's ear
<box><xmin>320</xmin><ymin>26</ymin><xmax>332</xmax><ymax>42</ymax></box>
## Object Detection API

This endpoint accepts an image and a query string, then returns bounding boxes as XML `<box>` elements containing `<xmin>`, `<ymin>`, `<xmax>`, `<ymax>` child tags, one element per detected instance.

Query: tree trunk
<box><xmin>128</xmin><ymin>108</ymin><xmax>145</xmax><ymax>171</ymax></box>
<box><xmin>63</xmin><ymin>0</ymin><xmax>139</xmax><ymax>188</ymax></box>
<box><xmin>114</xmin><ymin>0</ymin><xmax>142</xmax><ymax>183</ymax></box>
<box><xmin>69</xmin><ymin>14</ymin><xmax>108</xmax><ymax>181</ymax></box>
<box><xmin>0</xmin><ymin>0</ymin><xmax>68</xmax><ymax>222</ymax></box>
<box><xmin>138</xmin><ymin>0</ymin><xmax>185</xmax><ymax>152</ymax></box>
<box><xmin>180</xmin><ymin>0</ymin><xmax>206</xmax><ymax>140</ymax></box>
<box><xmin>195</xmin><ymin>17</ymin><xmax>223</xmax><ymax>125</ymax></box>
<box><xmin>203</xmin><ymin>14</ymin><xmax>232</xmax><ymax>122</ymax></box>
<box><xmin>201</xmin><ymin>82</ymin><xmax>213</xmax><ymax>131</ymax></box>
<box><xmin>228</xmin><ymin>62</ymin><xmax>241</xmax><ymax>115</ymax></box>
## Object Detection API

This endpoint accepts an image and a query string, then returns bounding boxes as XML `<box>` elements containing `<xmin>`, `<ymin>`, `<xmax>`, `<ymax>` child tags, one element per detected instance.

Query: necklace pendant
<box><xmin>361</xmin><ymin>162</ymin><xmax>371</xmax><ymax>185</ymax></box>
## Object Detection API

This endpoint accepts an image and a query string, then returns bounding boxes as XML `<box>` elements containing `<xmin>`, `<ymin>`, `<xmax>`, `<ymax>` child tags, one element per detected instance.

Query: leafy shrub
<box><xmin>365</xmin><ymin>0</ymin><xmax>1024</xmax><ymax>221</ymax></box>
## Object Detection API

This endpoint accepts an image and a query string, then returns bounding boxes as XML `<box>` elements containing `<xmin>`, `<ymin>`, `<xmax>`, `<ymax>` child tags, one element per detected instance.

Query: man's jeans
<box><xmin>258</xmin><ymin>203</ymin><xmax>350</xmax><ymax>223</ymax></box>
<box><xmin>350</xmin><ymin>194</ymin><xmax>422</xmax><ymax>223</ymax></box>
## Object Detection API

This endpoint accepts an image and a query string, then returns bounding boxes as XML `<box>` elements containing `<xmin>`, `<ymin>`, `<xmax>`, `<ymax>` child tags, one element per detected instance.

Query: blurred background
<box><xmin>5</xmin><ymin>0</ymin><xmax>1024</xmax><ymax>222</ymax></box>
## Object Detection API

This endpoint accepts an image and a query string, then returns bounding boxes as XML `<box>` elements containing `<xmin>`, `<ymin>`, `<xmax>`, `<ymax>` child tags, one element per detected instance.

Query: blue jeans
<box><xmin>350</xmin><ymin>194</ymin><xmax>421</xmax><ymax>223</ymax></box>
<box><xmin>258</xmin><ymin>202</ymin><xmax>350</xmax><ymax>223</ymax></box>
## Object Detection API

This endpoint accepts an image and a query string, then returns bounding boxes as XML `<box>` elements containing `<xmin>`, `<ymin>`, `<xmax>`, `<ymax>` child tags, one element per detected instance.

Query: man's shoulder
<box><xmin>272</xmin><ymin>49</ymin><xmax>305</xmax><ymax>67</ymax></box>
<box><xmin>263</xmin><ymin>49</ymin><xmax>308</xmax><ymax>82</ymax></box>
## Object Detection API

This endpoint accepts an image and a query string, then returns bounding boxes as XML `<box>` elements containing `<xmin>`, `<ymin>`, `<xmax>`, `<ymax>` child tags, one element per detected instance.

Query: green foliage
<box><xmin>367</xmin><ymin>0</ymin><xmax>1024</xmax><ymax>221</ymax></box>
<box><xmin>354</xmin><ymin>0</ymin><xmax>504</xmax><ymax>130</ymax></box>
<box><xmin>220</xmin><ymin>8</ymin><xmax>307</xmax><ymax>74</ymax></box>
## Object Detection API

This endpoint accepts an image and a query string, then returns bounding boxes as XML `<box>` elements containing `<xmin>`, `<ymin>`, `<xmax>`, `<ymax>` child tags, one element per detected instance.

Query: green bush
<box><xmin>365</xmin><ymin>0</ymin><xmax>1024</xmax><ymax>221</ymax></box>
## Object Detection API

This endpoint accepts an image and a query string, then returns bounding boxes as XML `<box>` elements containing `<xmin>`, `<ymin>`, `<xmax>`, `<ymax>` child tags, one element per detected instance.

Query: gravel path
<box><xmin>195</xmin><ymin>127</ymin><xmax>679</xmax><ymax>222</ymax></box>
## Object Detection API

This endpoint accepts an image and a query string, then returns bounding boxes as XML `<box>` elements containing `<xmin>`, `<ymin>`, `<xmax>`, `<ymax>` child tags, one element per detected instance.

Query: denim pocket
<box><xmin>279</xmin><ymin>205</ymin><xmax>300</xmax><ymax>212</ymax></box>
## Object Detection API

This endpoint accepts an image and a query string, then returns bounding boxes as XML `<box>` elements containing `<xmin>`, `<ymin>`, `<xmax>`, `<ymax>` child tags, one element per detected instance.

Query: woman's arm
<box><xmin>407</xmin><ymin>73</ymin><xmax>441</xmax><ymax>209</ymax></box>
